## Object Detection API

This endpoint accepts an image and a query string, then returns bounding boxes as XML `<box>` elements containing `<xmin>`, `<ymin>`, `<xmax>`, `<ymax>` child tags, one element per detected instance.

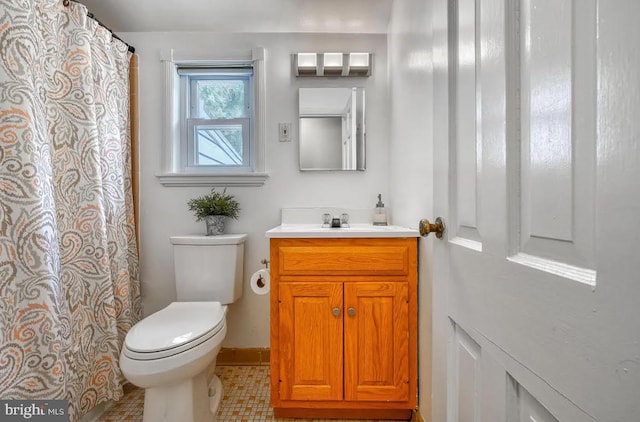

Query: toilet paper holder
<box><xmin>258</xmin><ymin>259</ymin><xmax>270</xmax><ymax>288</ymax></box>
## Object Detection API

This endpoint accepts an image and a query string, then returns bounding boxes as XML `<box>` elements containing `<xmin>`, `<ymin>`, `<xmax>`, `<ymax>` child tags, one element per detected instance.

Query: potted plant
<box><xmin>188</xmin><ymin>188</ymin><xmax>240</xmax><ymax>235</ymax></box>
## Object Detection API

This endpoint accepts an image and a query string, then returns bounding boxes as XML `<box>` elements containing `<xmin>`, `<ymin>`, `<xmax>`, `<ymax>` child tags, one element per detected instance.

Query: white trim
<box><xmin>162</xmin><ymin>52</ymin><xmax>180</xmax><ymax>173</ymax></box>
<box><xmin>507</xmin><ymin>253</ymin><xmax>596</xmax><ymax>287</ymax></box>
<box><xmin>252</xmin><ymin>47</ymin><xmax>267</xmax><ymax>174</ymax></box>
<box><xmin>157</xmin><ymin>172</ymin><xmax>269</xmax><ymax>187</ymax></box>
<box><xmin>449</xmin><ymin>236</ymin><xmax>483</xmax><ymax>252</ymax></box>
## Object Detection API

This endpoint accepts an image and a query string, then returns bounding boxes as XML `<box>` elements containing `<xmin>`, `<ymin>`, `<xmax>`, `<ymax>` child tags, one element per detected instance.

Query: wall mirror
<box><xmin>298</xmin><ymin>87</ymin><xmax>365</xmax><ymax>171</ymax></box>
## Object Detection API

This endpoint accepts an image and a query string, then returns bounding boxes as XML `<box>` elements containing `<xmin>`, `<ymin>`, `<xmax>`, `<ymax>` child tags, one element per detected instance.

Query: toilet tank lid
<box><xmin>170</xmin><ymin>234</ymin><xmax>248</xmax><ymax>245</ymax></box>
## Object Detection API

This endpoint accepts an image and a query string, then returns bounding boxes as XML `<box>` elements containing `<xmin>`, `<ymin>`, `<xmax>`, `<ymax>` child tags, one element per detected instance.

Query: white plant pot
<box><xmin>204</xmin><ymin>215</ymin><xmax>225</xmax><ymax>235</ymax></box>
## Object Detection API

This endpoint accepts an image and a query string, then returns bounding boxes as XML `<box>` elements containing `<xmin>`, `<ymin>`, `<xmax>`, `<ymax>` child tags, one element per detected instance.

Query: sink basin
<box><xmin>265</xmin><ymin>224</ymin><xmax>419</xmax><ymax>238</ymax></box>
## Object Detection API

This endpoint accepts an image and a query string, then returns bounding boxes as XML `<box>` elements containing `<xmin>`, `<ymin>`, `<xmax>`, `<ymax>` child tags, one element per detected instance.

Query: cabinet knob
<box><xmin>347</xmin><ymin>307</ymin><xmax>356</xmax><ymax>317</ymax></box>
<box><xmin>332</xmin><ymin>307</ymin><xmax>341</xmax><ymax>317</ymax></box>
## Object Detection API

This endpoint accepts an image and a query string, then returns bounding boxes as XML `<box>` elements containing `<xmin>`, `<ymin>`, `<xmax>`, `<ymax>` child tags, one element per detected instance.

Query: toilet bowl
<box><xmin>120</xmin><ymin>234</ymin><xmax>247</xmax><ymax>422</ymax></box>
<box><xmin>120</xmin><ymin>302</ymin><xmax>227</xmax><ymax>422</ymax></box>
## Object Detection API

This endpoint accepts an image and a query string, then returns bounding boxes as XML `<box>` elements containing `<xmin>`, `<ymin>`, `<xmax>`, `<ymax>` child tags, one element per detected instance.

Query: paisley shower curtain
<box><xmin>0</xmin><ymin>0</ymin><xmax>141</xmax><ymax>420</ymax></box>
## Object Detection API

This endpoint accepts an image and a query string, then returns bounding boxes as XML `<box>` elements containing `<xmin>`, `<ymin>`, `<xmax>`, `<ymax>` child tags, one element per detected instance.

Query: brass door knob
<box><xmin>347</xmin><ymin>307</ymin><xmax>356</xmax><ymax>317</ymax></box>
<box><xmin>332</xmin><ymin>307</ymin><xmax>341</xmax><ymax>317</ymax></box>
<box><xmin>419</xmin><ymin>217</ymin><xmax>445</xmax><ymax>238</ymax></box>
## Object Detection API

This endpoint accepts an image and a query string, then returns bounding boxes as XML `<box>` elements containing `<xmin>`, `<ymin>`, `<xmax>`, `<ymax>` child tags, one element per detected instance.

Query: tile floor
<box><xmin>99</xmin><ymin>365</ymin><xmax>407</xmax><ymax>422</ymax></box>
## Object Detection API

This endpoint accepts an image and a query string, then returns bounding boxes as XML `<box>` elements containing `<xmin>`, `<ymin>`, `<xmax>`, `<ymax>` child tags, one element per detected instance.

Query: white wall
<box><xmin>121</xmin><ymin>31</ymin><xmax>389</xmax><ymax>347</ymax></box>
<box><xmin>388</xmin><ymin>0</ymin><xmax>434</xmax><ymax>416</ymax></box>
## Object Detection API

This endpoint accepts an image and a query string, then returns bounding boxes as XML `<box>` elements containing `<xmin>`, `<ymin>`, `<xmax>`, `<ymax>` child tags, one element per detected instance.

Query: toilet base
<box><xmin>208</xmin><ymin>375</ymin><xmax>223</xmax><ymax>417</ymax></box>
<box><xmin>143</xmin><ymin>371</ymin><xmax>219</xmax><ymax>422</ymax></box>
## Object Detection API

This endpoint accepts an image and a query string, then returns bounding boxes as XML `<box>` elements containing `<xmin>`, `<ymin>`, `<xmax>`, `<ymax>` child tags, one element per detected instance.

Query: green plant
<box><xmin>187</xmin><ymin>188</ymin><xmax>240</xmax><ymax>221</ymax></box>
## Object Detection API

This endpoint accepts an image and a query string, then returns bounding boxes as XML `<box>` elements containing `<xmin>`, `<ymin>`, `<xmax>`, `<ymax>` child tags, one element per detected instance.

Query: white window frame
<box><xmin>158</xmin><ymin>48</ymin><xmax>268</xmax><ymax>187</ymax></box>
<box><xmin>182</xmin><ymin>69</ymin><xmax>252</xmax><ymax>171</ymax></box>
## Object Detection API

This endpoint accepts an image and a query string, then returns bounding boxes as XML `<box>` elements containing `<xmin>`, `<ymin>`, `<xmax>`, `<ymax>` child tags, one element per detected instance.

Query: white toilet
<box><xmin>120</xmin><ymin>234</ymin><xmax>247</xmax><ymax>422</ymax></box>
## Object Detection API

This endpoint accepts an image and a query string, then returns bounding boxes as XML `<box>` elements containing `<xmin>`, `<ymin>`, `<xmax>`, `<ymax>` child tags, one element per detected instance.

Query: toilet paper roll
<box><xmin>250</xmin><ymin>269</ymin><xmax>270</xmax><ymax>295</ymax></box>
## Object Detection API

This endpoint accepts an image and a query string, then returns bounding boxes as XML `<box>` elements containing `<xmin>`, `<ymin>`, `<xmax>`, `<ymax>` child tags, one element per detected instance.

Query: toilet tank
<box><xmin>170</xmin><ymin>234</ymin><xmax>247</xmax><ymax>304</ymax></box>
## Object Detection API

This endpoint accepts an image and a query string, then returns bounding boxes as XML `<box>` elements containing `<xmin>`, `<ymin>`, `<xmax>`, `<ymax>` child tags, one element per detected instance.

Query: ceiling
<box><xmin>78</xmin><ymin>0</ymin><xmax>395</xmax><ymax>34</ymax></box>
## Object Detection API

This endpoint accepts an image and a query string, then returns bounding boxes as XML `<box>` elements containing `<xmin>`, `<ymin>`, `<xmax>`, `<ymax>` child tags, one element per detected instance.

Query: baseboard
<box><xmin>79</xmin><ymin>400</ymin><xmax>113</xmax><ymax>422</ymax></box>
<box><xmin>412</xmin><ymin>408</ymin><xmax>425</xmax><ymax>422</ymax></box>
<box><xmin>216</xmin><ymin>347</ymin><xmax>270</xmax><ymax>365</ymax></box>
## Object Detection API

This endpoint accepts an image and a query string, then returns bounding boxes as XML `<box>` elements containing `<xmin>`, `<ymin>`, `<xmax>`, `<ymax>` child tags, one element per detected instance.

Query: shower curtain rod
<box><xmin>63</xmin><ymin>0</ymin><xmax>136</xmax><ymax>54</ymax></box>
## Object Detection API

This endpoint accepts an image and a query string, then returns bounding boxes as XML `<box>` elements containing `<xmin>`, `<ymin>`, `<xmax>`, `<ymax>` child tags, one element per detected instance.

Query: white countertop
<box><xmin>265</xmin><ymin>224</ymin><xmax>420</xmax><ymax>238</ymax></box>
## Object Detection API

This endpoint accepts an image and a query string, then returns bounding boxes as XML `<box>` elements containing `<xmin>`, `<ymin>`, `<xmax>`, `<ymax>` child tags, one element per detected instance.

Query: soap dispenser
<box><xmin>373</xmin><ymin>194</ymin><xmax>388</xmax><ymax>226</ymax></box>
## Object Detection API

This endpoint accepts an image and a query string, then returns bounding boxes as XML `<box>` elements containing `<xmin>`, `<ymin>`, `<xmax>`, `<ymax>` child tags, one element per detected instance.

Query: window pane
<box><xmin>195</xmin><ymin>79</ymin><xmax>247</xmax><ymax>119</ymax></box>
<box><xmin>195</xmin><ymin>124</ymin><xmax>243</xmax><ymax>166</ymax></box>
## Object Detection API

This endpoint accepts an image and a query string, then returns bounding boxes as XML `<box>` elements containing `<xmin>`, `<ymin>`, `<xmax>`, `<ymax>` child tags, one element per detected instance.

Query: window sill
<box><xmin>157</xmin><ymin>172</ymin><xmax>269</xmax><ymax>187</ymax></box>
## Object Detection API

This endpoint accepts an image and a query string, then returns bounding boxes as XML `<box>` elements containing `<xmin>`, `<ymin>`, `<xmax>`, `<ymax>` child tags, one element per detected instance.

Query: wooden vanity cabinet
<box><xmin>269</xmin><ymin>237</ymin><xmax>417</xmax><ymax>420</ymax></box>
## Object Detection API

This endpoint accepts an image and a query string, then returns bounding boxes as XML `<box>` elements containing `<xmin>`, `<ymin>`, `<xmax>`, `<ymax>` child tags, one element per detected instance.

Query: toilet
<box><xmin>120</xmin><ymin>234</ymin><xmax>247</xmax><ymax>422</ymax></box>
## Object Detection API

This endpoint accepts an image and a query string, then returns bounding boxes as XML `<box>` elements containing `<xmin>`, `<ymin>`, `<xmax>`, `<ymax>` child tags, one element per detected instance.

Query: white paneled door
<box><xmin>431</xmin><ymin>0</ymin><xmax>640</xmax><ymax>421</ymax></box>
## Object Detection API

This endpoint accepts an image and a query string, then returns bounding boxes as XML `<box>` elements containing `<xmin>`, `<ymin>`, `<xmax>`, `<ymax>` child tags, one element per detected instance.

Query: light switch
<box><xmin>279</xmin><ymin>123</ymin><xmax>292</xmax><ymax>142</ymax></box>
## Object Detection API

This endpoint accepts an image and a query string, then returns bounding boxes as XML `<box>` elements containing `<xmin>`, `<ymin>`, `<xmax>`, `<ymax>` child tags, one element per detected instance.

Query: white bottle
<box><xmin>373</xmin><ymin>194</ymin><xmax>388</xmax><ymax>226</ymax></box>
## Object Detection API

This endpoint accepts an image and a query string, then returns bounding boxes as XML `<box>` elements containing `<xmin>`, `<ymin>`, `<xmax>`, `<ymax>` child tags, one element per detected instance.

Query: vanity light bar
<box><xmin>293</xmin><ymin>52</ymin><xmax>372</xmax><ymax>77</ymax></box>
<box><xmin>295</xmin><ymin>53</ymin><xmax>318</xmax><ymax>75</ymax></box>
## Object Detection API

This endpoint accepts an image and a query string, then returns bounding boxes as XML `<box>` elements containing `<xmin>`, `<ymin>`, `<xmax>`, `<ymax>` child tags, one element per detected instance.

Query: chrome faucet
<box><xmin>322</xmin><ymin>212</ymin><xmax>349</xmax><ymax>228</ymax></box>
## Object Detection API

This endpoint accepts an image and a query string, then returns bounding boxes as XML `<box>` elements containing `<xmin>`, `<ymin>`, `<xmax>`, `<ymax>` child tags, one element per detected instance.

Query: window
<box><xmin>159</xmin><ymin>48</ymin><xmax>267</xmax><ymax>187</ymax></box>
<box><xmin>180</xmin><ymin>68</ymin><xmax>253</xmax><ymax>170</ymax></box>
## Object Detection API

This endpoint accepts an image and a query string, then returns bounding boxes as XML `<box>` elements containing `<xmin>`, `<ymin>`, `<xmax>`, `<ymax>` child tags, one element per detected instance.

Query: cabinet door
<box><xmin>279</xmin><ymin>282</ymin><xmax>343</xmax><ymax>401</ymax></box>
<box><xmin>344</xmin><ymin>282</ymin><xmax>409</xmax><ymax>402</ymax></box>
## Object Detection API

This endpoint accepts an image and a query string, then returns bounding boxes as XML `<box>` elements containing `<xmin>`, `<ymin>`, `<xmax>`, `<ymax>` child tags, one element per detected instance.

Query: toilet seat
<box><xmin>123</xmin><ymin>302</ymin><xmax>226</xmax><ymax>360</ymax></box>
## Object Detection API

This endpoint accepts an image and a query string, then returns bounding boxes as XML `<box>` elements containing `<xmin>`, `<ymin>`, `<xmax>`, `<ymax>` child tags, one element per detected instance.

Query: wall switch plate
<box><xmin>279</xmin><ymin>123</ymin><xmax>292</xmax><ymax>142</ymax></box>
